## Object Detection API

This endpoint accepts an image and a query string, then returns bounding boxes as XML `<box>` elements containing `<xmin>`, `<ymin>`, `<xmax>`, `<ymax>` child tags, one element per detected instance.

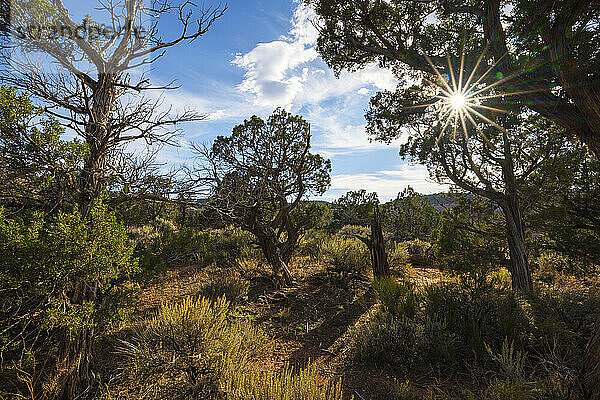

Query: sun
<box><xmin>450</xmin><ymin>93</ymin><xmax>466</xmax><ymax>112</ymax></box>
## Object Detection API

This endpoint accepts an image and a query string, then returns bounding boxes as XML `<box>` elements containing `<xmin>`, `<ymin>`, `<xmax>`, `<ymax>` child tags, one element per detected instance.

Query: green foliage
<box><xmin>322</xmin><ymin>235</ymin><xmax>370</xmax><ymax>273</ymax></box>
<box><xmin>291</xmin><ymin>200</ymin><xmax>332</xmax><ymax>234</ymax></box>
<box><xmin>346</xmin><ymin>309</ymin><xmax>457</xmax><ymax>375</ymax></box>
<box><xmin>387</xmin><ymin>242</ymin><xmax>409</xmax><ymax>268</ymax></box>
<box><xmin>383</xmin><ymin>187</ymin><xmax>439</xmax><ymax>243</ymax></box>
<box><xmin>0</xmin><ymin>86</ymin><xmax>86</xmax><ymax>212</ymax></box>
<box><xmin>112</xmin><ymin>296</ymin><xmax>344</xmax><ymax>400</ymax></box>
<box><xmin>336</xmin><ymin>224</ymin><xmax>370</xmax><ymax>239</ymax></box>
<box><xmin>347</xmin><ymin>280</ymin><xmax>536</xmax><ymax>379</ymax></box>
<box><xmin>432</xmin><ymin>196</ymin><xmax>505</xmax><ymax>286</ymax></box>
<box><xmin>535</xmin><ymin>251</ymin><xmax>598</xmax><ymax>278</ymax></box>
<box><xmin>196</xmin><ymin>108</ymin><xmax>331</xmax><ymax>276</ymax></box>
<box><xmin>0</xmin><ymin>201</ymin><xmax>138</xmax><ymax>358</ymax></box>
<box><xmin>298</xmin><ymin>229</ymin><xmax>330</xmax><ymax>261</ymax></box>
<box><xmin>329</xmin><ymin>190</ymin><xmax>378</xmax><ymax>231</ymax></box>
<box><xmin>374</xmin><ymin>277</ymin><xmax>420</xmax><ymax>320</ymax></box>
<box><xmin>399</xmin><ymin>238</ymin><xmax>433</xmax><ymax>266</ymax></box>
<box><xmin>140</xmin><ymin>226</ymin><xmax>211</xmax><ymax>270</ymax></box>
<box><xmin>139</xmin><ymin>225</ymin><xmax>254</xmax><ymax>271</ymax></box>
<box><xmin>220</xmin><ymin>362</ymin><xmax>344</xmax><ymax>400</ymax></box>
<box><xmin>198</xmin><ymin>276</ymin><xmax>249</xmax><ymax>305</ymax></box>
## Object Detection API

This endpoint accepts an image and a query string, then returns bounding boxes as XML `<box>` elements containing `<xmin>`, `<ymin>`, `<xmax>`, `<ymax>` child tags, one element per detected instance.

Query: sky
<box><xmin>60</xmin><ymin>0</ymin><xmax>448</xmax><ymax>201</ymax></box>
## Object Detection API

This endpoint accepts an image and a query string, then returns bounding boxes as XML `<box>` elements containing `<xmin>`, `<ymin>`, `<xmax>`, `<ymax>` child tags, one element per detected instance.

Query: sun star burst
<box><xmin>406</xmin><ymin>44</ymin><xmax>549</xmax><ymax>146</ymax></box>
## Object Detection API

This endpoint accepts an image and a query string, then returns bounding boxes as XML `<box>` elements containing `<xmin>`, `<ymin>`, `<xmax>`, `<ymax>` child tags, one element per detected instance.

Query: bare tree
<box><xmin>1</xmin><ymin>0</ymin><xmax>225</xmax><ymax>396</ymax></box>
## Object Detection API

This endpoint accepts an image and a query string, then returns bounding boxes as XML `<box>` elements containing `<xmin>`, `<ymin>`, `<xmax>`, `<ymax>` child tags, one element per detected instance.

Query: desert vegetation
<box><xmin>1</xmin><ymin>0</ymin><xmax>600</xmax><ymax>399</ymax></box>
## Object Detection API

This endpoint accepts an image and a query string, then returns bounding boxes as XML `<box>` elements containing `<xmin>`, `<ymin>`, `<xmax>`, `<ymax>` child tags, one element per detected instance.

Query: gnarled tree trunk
<box><xmin>370</xmin><ymin>206</ymin><xmax>389</xmax><ymax>278</ymax></box>
<box><xmin>501</xmin><ymin>198</ymin><xmax>533</xmax><ymax>293</ymax></box>
<box><xmin>584</xmin><ymin>323</ymin><xmax>600</xmax><ymax>400</ymax></box>
<box><xmin>500</xmin><ymin>130</ymin><xmax>533</xmax><ymax>293</ymax></box>
<box><xmin>256</xmin><ymin>229</ymin><xmax>293</xmax><ymax>286</ymax></box>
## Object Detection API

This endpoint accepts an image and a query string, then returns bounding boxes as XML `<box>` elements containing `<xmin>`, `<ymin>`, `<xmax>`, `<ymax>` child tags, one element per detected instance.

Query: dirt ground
<box><xmin>127</xmin><ymin>260</ymin><xmax>447</xmax><ymax>399</ymax></box>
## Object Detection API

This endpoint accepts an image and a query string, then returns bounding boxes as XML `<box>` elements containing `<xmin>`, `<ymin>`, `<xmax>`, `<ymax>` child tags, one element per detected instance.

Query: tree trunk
<box><xmin>58</xmin><ymin>282</ymin><xmax>98</xmax><ymax>399</ymax></box>
<box><xmin>370</xmin><ymin>207</ymin><xmax>389</xmax><ymax>278</ymax></box>
<box><xmin>63</xmin><ymin>74</ymin><xmax>115</xmax><ymax>397</ymax></box>
<box><xmin>584</xmin><ymin>323</ymin><xmax>600</xmax><ymax>400</ymax></box>
<box><xmin>499</xmin><ymin>130</ymin><xmax>533</xmax><ymax>293</ymax></box>
<box><xmin>502</xmin><ymin>200</ymin><xmax>532</xmax><ymax>292</ymax></box>
<box><xmin>256</xmin><ymin>230</ymin><xmax>293</xmax><ymax>286</ymax></box>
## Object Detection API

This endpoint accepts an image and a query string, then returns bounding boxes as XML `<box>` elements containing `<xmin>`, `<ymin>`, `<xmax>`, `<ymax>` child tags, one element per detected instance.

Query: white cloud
<box><xmin>232</xmin><ymin>3</ymin><xmax>397</xmax><ymax>110</ymax></box>
<box><xmin>358</xmin><ymin>88</ymin><xmax>370</xmax><ymax>95</ymax></box>
<box><xmin>326</xmin><ymin>164</ymin><xmax>448</xmax><ymax>200</ymax></box>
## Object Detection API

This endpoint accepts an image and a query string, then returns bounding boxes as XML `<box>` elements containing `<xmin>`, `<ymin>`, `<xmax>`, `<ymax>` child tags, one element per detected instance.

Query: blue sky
<box><xmin>64</xmin><ymin>0</ymin><xmax>447</xmax><ymax>200</ymax></box>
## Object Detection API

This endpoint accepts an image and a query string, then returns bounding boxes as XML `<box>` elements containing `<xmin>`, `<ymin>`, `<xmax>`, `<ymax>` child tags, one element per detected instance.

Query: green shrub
<box><xmin>535</xmin><ymin>251</ymin><xmax>598</xmax><ymax>277</ymax></box>
<box><xmin>202</xmin><ymin>228</ymin><xmax>255</xmax><ymax>268</ymax></box>
<box><xmin>399</xmin><ymin>239</ymin><xmax>433</xmax><ymax>266</ymax></box>
<box><xmin>337</xmin><ymin>224</ymin><xmax>370</xmax><ymax>239</ymax></box>
<box><xmin>111</xmin><ymin>296</ymin><xmax>344</xmax><ymax>400</ymax></box>
<box><xmin>139</xmin><ymin>227</ymin><xmax>254</xmax><ymax>271</ymax></box>
<box><xmin>483</xmin><ymin>379</ymin><xmax>537</xmax><ymax>400</ymax></box>
<box><xmin>387</xmin><ymin>242</ymin><xmax>409</xmax><ymax>268</ymax></box>
<box><xmin>345</xmin><ymin>310</ymin><xmax>457</xmax><ymax>374</ymax></box>
<box><xmin>374</xmin><ymin>276</ymin><xmax>420</xmax><ymax>319</ymax></box>
<box><xmin>220</xmin><ymin>362</ymin><xmax>344</xmax><ymax>400</ymax></box>
<box><xmin>116</xmin><ymin>296</ymin><xmax>269</xmax><ymax>399</ymax></box>
<box><xmin>322</xmin><ymin>236</ymin><xmax>370</xmax><ymax>273</ymax></box>
<box><xmin>198</xmin><ymin>276</ymin><xmax>249</xmax><ymax>305</ymax></box>
<box><xmin>140</xmin><ymin>227</ymin><xmax>210</xmax><ymax>269</ymax></box>
<box><xmin>298</xmin><ymin>229</ymin><xmax>329</xmax><ymax>261</ymax></box>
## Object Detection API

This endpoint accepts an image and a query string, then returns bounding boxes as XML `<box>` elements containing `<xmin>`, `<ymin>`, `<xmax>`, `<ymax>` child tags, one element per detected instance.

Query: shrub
<box><xmin>140</xmin><ymin>227</ymin><xmax>211</xmax><ymax>270</ymax></box>
<box><xmin>322</xmin><ymin>235</ymin><xmax>370</xmax><ymax>273</ymax></box>
<box><xmin>337</xmin><ymin>224</ymin><xmax>370</xmax><ymax>239</ymax></box>
<box><xmin>110</xmin><ymin>296</ymin><xmax>344</xmax><ymax>400</ymax></box>
<box><xmin>345</xmin><ymin>309</ymin><xmax>457</xmax><ymax>375</ymax></box>
<box><xmin>374</xmin><ymin>276</ymin><xmax>420</xmax><ymax>320</ymax></box>
<box><xmin>399</xmin><ymin>239</ymin><xmax>433</xmax><ymax>266</ymax></box>
<box><xmin>116</xmin><ymin>296</ymin><xmax>269</xmax><ymax>399</ymax></box>
<box><xmin>220</xmin><ymin>362</ymin><xmax>344</xmax><ymax>400</ymax></box>
<box><xmin>139</xmin><ymin>226</ymin><xmax>254</xmax><ymax>271</ymax></box>
<box><xmin>206</xmin><ymin>228</ymin><xmax>255</xmax><ymax>268</ymax></box>
<box><xmin>298</xmin><ymin>229</ymin><xmax>329</xmax><ymax>261</ymax></box>
<box><xmin>387</xmin><ymin>242</ymin><xmax>409</xmax><ymax>268</ymax></box>
<box><xmin>535</xmin><ymin>251</ymin><xmax>598</xmax><ymax>277</ymax></box>
<box><xmin>198</xmin><ymin>276</ymin><xmax>249</xmax><ymax>305</ymax></box>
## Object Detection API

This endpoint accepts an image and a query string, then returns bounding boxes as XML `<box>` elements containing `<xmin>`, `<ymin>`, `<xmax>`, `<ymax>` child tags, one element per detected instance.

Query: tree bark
<box><xmin>370</xmin><ymin>207</ymin><xmax>389</xmax><ymax>278</ymax></box>
<box><xmin>500</xmin><ymin>130</ymin><xmax>533</xmax><ymax>293</ymax></box>
<box><xmin>63</xmin><ymin>74</ymin><xmax>115</xmax><ymax>397</ymax></box>
<box><xmin>583</xmin><ymin>323</ymin><xmax>600</xmax><ymax>400</ymax></box>
<box><xmin>256</xmin><ymin>230</ymin><xmax>293</xmax><ymax>286</ymax></box>
<box><xmin>501</xmin><ymin>199</ymin><xmax>533</xmax><ymax>292</ymax></box>
<box><xmin>58</xmin><ymin>282</ymin><xmax>98</xmax><ymax>399</ymax></box>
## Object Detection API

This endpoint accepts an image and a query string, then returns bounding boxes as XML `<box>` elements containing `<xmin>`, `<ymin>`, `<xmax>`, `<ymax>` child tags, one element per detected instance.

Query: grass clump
<box><xmin>107</xmin><ymin>296</ymin><xmax>345</xmax><ymax>400</ymax></box>
<box><xmin>221</xmin><ymin>362</ymin><xmax>344</xmax><ymax>400</ymax></box>
<box><xmin>322</xmin><ymin>235</ymin><xmax>370</xmax><ymax>274</ymax></box>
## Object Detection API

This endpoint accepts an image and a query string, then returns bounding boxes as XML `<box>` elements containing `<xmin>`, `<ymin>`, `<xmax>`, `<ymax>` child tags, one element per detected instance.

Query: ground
<box><xmin>114</xmin><ymin>258</ymin><xmax>448</xmax><ymax>399</ymax></box>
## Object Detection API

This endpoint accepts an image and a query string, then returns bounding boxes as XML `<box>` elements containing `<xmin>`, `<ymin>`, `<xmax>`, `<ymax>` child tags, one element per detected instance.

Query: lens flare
<box><xmin>450</xmin><ymin>93</ymin><xmax>466</xmax><ymax>112</ymax></box>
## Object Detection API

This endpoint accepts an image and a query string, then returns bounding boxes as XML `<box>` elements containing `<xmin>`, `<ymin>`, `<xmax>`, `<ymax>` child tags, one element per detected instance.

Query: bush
<box><xmin>322</xmin><ymin>235</ymin><xmax>370</xmax><ymax>273</ymax></box>
<box><xmin>139</xmin><ymin>226</ymin><xmax>254</xmax><ymax>271</ymax></box>
<box><xmin>220</xmin><ymin>362</ymin><xmax>344</xmax><ymax>400</ymax></box>
<box><xmin>110</xmin><ymin>296</ymin><xmax>344</xmax><ymax>400</ymax></box>
<box><xmin>116</xmin><ymin>296</ymin><xmax>269</xmax><ymax>399</ymax></box>
<box><xmin>345</xmin><ymin>309</ymin><xmax>457</xmax><ymax>375</ymax></box>
<box><xmin>198</xmin><ymin>276</ymin><xmax>249</xmax><ymax>305</ymax></box>
<box><xmin>374</xmin><ymin>276</ymin><xmax>420</xmax><ymax>320</ymax></box>
<box><xmin>535</xmin><ymin>251</ymin><xmax>598</xmax><ymax>277</ymax></box>
<box><xmin>337</xmin><ymin>224</ymin><xmax>370</xmax><ymax>239</ymax></box>
<box><xmin>399</xmin><ymin>239</ymin><xmax>433</xmax><ymax>266</ymax></box>
<box><xmin>387</xmin><ymin>242</ymin><xmax>409</xmax><ymax>268</ymax></box>
<box><xmin>298</xmin><ymin>229</ymin><xmax>329</xmax><ymax>261</ymax></box>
